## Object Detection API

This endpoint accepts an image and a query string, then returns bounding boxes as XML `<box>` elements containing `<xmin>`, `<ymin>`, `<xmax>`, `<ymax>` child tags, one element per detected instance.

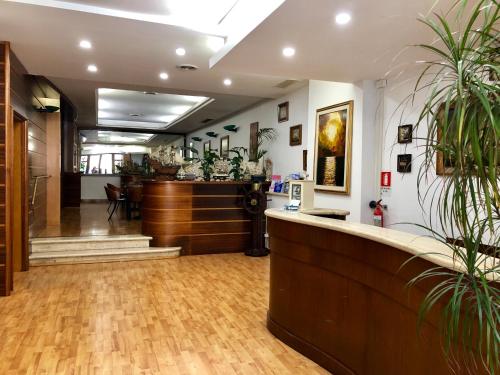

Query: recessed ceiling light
<box><xmin>282</xmin><ymin>47</ymin><xmax>295</xmax><ymax>58</ymax></box>
<box><xmin>79</xmin><ymin>40</ymin><xmax>92</xmax><ymax>49</ymax></box>
<box><xmin>176</xmin><ymin>47</ymin><xmax>186</xmax><ymax>56</ymax></box>
<box><xmin>335</xmin><ymin>12</ymin><xmax>351</xmax><ymax>25</ymax></box>
<box><xmin>87</xmin><ymin>64</ymin><xmax>98</xmax><ymax>72</ymax></box>
<box><xmin>223</xmin><ymin>78</ymin><xmax>232</xmax><ymax>86</ymax></box>
<box><xmin>159</xmin><ymin>72</ymin><xmax>169</xmax><ymax>80</ymax></box>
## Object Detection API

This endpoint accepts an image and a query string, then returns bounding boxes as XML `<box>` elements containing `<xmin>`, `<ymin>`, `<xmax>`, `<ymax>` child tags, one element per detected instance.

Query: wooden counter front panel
<box><xmin>266</xmin><ymin>218</ymin><xmax>488</xmax><ymax>375</ymax></box>
<box><xmin>142</xmin><ymin>182</ymin><xmax>252</xmax><ymax>255</ymax></box>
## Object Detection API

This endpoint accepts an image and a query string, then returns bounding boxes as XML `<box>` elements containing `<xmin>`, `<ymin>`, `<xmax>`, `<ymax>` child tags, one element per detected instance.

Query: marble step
<box><xmin>29</xmin><ymin>246</ymin><xmax>181</xmax><ymax>265</ymax></box>
<box><xmin>30</xmin><ymin>235</ymin><xmax>153</xmax><ymax>253</ymax></box>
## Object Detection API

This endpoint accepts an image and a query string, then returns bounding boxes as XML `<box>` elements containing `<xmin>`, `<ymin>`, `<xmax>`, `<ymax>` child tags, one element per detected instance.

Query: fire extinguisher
<box><xmin>369</xmin><ymin>200</ymin><xmax>385</xmax><ymax>227</ymax></box>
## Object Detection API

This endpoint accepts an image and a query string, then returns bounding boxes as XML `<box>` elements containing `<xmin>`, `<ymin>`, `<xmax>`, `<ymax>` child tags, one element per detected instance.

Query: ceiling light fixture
<box><xmin>79</xmin><ymin>40</ymin><xmax>92</xmax><ymax>49</ymax></box>
<box><xmin>159</xmin><ymin>72</ymin><xmax>169</xmax><ymax>80</ymax></box>
<box><xmin>87</xmin><ymin>64</ymin><xmax>98</xmax><ymax>72</ymax></box>
<box><xmin>282</xmin><ymin>47</ymin><xmax>295</xmax><ymax>57</ymax></box>
<box><xmin>175</xmin><ymin>47</ymin><xmax>186</xmax><ymax>56</ymax></box>
<box><xmin>223</xmin><ymin>78</ymin><xmax>232</xmax><ymax>86</ymax></box>
<box><xmin>335</xmin><ymin>12</ymin><xmax>351</xmax><ymax>25</ymax></box>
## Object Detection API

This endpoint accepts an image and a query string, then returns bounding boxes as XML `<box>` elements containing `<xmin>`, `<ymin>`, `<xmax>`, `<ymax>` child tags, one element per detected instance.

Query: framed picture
<box><xmin>203</xmin><ymin>140</ymin><xmax>211</xmax><ymax>154</ymax></box>
<box><xmin>289</xmin><ymin>124</ymin><xmax>302</xmax><ymax>146</ymax></box>
<box><xmin>398</xmin><ymin>124</ymin><xmax>413</xmax><ymax>144</ymax></box>
<box><xmin>313</xmin><ymin>101</ymin><xmax>353</xmax><ymax>194</ymax></box>
<box><xmin>303</xmin><ymin>150</ymin><xmax>307</xmax><ymax>171</ymax></box>
<box><xmin>249</xmin><ymin>122</ymin><xmax>259</xmax><ymax>160</ymax></box>
<box><xmin>278</xmin><ymin>102</ymin><xmax>289</xmax><ymax>123</ymax></box>
<box><xmin>220</xmin><ymin>135</ymin><xmax>229</xmax><ymax>158</ymax></box>
<box><xmin>283</xmin><ymin>181</ymin><xmax>290</xmax><ymax>194</ymax></box>
<box><xmin>397</xmin><ymin>154</ymin><xmax>412</xmax><ymax>173</ymax></box>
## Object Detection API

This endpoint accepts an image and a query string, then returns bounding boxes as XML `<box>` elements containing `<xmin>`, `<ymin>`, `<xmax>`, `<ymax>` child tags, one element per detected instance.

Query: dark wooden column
<box><xmin>0</xmin><ymin>42</ymin><xmax>12</xmax><ymax>296</ymax></box>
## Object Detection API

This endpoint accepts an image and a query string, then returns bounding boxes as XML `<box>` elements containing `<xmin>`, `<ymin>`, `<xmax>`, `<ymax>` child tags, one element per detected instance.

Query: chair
<box><xmin>126</xmin><ymin>185</ymin><xmax>143</xmax><ymax>220</ymax></box>
<box><xmin>104</xmin><ymin>186</ymin><xmax>126</xmax><ymax>221</ymax></box>
<box><xmin>107</xmin><ymin>183</ymin><xmax>123</xmax><ymax>196</ymax></box>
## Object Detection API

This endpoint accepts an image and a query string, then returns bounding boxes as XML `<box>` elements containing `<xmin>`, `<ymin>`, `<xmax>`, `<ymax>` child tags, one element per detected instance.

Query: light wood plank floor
<box><xmin>0</xmin><ymin>254</ymin><xmax>329</xmax><ymax>374</ymax></box>
<box><xmin>34</xmin><ymin>202</ymin><xmax>141</xmax><ymax>238</ymax></box>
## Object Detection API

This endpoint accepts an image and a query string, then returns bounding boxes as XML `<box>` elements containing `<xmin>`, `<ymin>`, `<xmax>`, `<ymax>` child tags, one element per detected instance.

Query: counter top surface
<box><xmin>265</xmin><ymin>208</ymin><xmax>498</xmax><ymax>281</ymax></box>
<box><xmin>142</xmin><ymin>180</ymin><xmax>250</xmax><ymax>185</ymax></box>
<box><xmin>300</xmin><ymin>208</ymin><xmax>350</xmax><ymax>216</ymax></box>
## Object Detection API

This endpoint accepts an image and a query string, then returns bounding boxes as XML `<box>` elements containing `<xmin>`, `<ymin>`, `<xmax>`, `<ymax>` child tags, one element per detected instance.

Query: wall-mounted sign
<box><xmin>380</xmin><ymin>171</ymin><xmax>391</xmax><ymax>195</ymax></box>
<box><xmin>380</xmin><ymin>171</ymin><xmax>391</xmax><ymax>187</ymax></box>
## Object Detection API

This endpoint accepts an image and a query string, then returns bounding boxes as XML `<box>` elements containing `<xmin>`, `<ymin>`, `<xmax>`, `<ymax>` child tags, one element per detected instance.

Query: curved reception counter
<box><xmin>142</xmin><ymin>181</ymin><xmax>252</xmax><ymax>255</ymax></box>
<box><xmin>265</xmin><ymin>209</ymin><xmax>497</xmax><ymax>375</ymax></box>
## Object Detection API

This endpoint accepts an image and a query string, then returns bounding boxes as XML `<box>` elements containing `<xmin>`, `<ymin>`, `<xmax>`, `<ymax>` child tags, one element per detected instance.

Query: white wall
<box><xmin>379</xmin><ymin>77</ymin><xmax>435</xmax><ymax>235</ymax></box>
<box><xmin>81</xmin><ymin>176</ymin><xmax>121</xmax><ymax>200</ymax></box>
<box><xmin>189</xmin><ymin>83</ymin><xmax>309</xmax><ymax>178</ymax></box>
<box><xmin>306</xmin><ymin>80</ymin><xmax>377</xmax><ymax>223</ymax></box>
<box><xmin>188</xmin><ymin>80</ymin><xmax>379</xmax><ymax>219</ymax></box>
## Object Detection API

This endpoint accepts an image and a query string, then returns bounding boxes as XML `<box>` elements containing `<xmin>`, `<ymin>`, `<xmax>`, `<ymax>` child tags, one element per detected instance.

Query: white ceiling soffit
<box><xmin>210</xmin><ymin>0</ymin><xmax>456</xmax><ymax>82</ymax></box>
<box><xmin>5</xmin><ymin>0</ymin><xmax>285</xmax><ymax>38</ymax></box>
<box><xmin>81</xmin><ymin>130</ymin><xmax>156</xmax><ymax>144</ymax></box>
<box><xmin>97</xmin><ymin>88</ymin><xmax>213</xmax><ymax>131</ymax></box>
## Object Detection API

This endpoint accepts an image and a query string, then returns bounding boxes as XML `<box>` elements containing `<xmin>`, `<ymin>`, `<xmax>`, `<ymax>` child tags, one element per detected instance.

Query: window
<box><xmin>100</xmin><ymin>154</ymin><xmax>112</xmax><ymax>174</ymax></box>
<box><xmin>113</xmin><ymin>154</ymin><xmax>123</xmax><ymax>174</ymax></box>
<box><xmin>80</xmin><ymin>153</ymin><xmax>130</xmax><ymax>174</ymax></box>
<box><xmin>88</xmin><ymin>155</ymin><xmax>101</xmax><ymax>174</ymax></box>
<box><xmin>80</xmin><ymin>155</ymin><xmax>88</xmax><ymax>173</ymax></box>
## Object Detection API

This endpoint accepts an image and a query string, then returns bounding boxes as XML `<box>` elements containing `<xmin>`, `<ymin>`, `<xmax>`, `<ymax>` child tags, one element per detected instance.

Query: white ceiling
<box><xmin>211</xmin><ymin>0</ymin><xmax>455</xmax><ymax>82</ymax></box>
<box><xmin>97</xmin><ymin>89</ymin><xmax>211</xmax><ymax>130</ymax></box>
<box><xmin>0</xmin><ymin>0</ymin><xmax>456</xmax><ymax>134</ymax></box>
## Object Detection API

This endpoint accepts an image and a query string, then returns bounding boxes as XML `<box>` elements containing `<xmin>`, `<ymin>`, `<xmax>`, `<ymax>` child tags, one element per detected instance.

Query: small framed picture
<box><xmin>289</xmin><ymin>124</ymin><xmax>302</xmax><ymax>146</ymax></box>
<box><xmin>220</xmin><ymin>135</ymin><xmax>229</xmax><ymax>158</ymax></box>
<box><xmin>303</xmin><ymin>150</ymin><xmax>307</xmax><ymax>171</ymax></box>
<box><xmin>203</xmin><ymin>140</ymin><xmax>211</xmax><ymax>154</ymax></box>
<box><xmin>398</xmin><ymin>124</ymin><xmax>413</xmax><ymax>144</ymax></box>
<box><xmin>278</xmin><ymin>102</ymin><xmax>289</xmax><ymax>123</ymax></box>
<box><xmin>397</xmin><ymin>154</ymin><xmax>412</xmax><ymax>173</ymax></box>
<box><xmin>283</xmin><ymin>181</ymin><xmax>290</xmax><ymax>194</ymax></box>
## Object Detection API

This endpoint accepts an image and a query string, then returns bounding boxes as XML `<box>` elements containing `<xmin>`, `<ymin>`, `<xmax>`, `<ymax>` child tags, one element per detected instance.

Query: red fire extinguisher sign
<box><xmin>380</xmin><ymin>172</ymin><xmax>391</xmax><ymax>187</ymax></box>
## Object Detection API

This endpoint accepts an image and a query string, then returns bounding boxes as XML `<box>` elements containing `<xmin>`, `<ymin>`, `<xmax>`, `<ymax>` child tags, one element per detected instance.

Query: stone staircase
<box><xmin>29</xmin><ymin>235</ymin><xmax>180</xmax><ymax>265</ymax></box>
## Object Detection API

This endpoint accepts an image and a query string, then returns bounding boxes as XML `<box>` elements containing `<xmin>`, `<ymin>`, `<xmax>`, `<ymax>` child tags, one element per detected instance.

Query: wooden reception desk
<box><xmin>265</xmin><ymin>209</ymin><xmax>497</xmax><ymax>375</ymax></box>
<box><xmin>142</xmin><ymin>180</ymin><xmax>252</xmax><ymax>255</ymax></box>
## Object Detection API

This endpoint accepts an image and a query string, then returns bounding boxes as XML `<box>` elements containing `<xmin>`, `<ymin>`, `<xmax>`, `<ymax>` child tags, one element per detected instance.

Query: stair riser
<box><xmin>31</xmin><ymin>240</ymin><xmax>151</xmax><ymax>253</ymax></box>
<box><xmin>30</xmin><ymin>251</ymin><xmax>180</xmax><ymax>266</ymax></box>
<box><xmin>30</xmin><ymin>247</ymin><xmax>175</xmax><ymax>259</ymax></box>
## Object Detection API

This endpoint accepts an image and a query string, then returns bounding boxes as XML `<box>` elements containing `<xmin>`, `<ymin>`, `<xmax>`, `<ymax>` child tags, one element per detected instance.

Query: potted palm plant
<box><xmin>247</xmin><ymin>127</ymin><xmax>277</xmax><ymax>176</ymax></box>
<box><xmin>399</xmin><ymin>1</ymin><xmax>499</xmax><ymax>373</ymax></box>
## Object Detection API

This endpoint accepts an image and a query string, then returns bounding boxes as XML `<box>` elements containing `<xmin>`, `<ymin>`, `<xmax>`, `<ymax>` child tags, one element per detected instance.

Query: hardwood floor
<box><xmin>34</xmin><ymin>202</ymin><xmax>141</xmax><ymax>238</ymax></box>
<box><xmin>0</xmin><ymin>254</ymin><xmax>328</xmax><ymax>374</ymax></box>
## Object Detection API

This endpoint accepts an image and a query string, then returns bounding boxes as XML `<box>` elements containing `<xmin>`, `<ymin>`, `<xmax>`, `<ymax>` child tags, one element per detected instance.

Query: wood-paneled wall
<box><xmin>0</xmin><ymin>42</ymin><xmax>12</xmax><ymax>296</ymax></box>
<box><xmin>9</xmin><ymin>49</ymin><xmax>48</xmax><ymax>238</ymax></box>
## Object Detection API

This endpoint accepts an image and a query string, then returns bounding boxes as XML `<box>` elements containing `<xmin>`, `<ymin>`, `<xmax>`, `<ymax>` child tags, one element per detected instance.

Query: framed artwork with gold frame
<box><xmin>313</xmin><ymin>101</ymin><xmax>353</xmax><ymax>194</ymax></box>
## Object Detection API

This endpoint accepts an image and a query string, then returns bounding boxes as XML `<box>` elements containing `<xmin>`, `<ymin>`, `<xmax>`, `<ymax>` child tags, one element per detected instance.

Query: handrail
<box><xmin>31</xmin><ymin>175</ymin><xmax>51</xmax><ymax>206</ymax></box>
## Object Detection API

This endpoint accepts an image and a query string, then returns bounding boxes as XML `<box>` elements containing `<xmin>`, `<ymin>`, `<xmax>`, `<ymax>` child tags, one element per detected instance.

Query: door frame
<box><xmin>12</xmin><ymin>112</ymin><xmax>29</xmax><ymax>272</ymax></box>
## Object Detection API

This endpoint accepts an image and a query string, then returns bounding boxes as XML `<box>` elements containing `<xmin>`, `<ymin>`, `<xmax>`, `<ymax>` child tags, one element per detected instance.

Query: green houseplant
<box><xmin>399</xmin><ymin>1</ymin><xmax>499</xmax><ymax>373</ymax></box>
<box><xmin>229</xmin><ymin>147</ymin><xmax>247</xmax><ymax>181</ymax></box>
<box><xmin>250</xmin><ymin>127</ymin><xmax>278</xmax><ymax>162</ymax></box>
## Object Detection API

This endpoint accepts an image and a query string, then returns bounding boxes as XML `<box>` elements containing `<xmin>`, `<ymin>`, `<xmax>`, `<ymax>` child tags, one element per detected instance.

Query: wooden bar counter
<box><xmin>265</xmin><ymin>209</ymin><xmax>497</xmax><ymax>375</ymax></box>
<box><xmin>142</xmin><ymin>180</ymin><xmax>252</xmax><ymax>255</ymax></box>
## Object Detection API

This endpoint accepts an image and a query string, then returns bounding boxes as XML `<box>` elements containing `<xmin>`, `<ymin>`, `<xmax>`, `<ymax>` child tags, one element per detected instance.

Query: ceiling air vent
<box><xmin>201</xmin><ymin>118</ymin><xmax>214</xmax><ymax>124</ymax></box>
<box><xmin>274</xmin><ymin>79</ymin><xmax>299</xmax><ymax>89</ymax></box>
<box><xmin>176</xmin><ymin>64</ymin><xmax>199</xmax><ymax>71</ymax></box>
